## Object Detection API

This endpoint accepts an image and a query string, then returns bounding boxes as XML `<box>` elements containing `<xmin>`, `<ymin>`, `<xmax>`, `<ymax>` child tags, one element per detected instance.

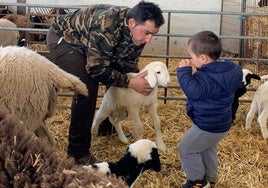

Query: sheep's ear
<box><xmin>145</xmin><ymin>69</ymin><xmax>157</xmax><ymax>88</ymax></box>
<box><xmin>250</xmin><ymin>74</ymin><xmax>261</xmax><ymax>80</ymax></box>
<box><xmin>245</xmin><ymin>73</ymin><xmax>261</xmax><ymax>86</ymax></box>
<box><xmin>144</xmin><ymin>148</ymin><xmax>161</xmax><ymax>172</ymax></box>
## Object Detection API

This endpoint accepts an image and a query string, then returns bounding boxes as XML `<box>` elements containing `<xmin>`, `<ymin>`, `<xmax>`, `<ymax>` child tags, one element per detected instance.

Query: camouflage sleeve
<box><xmin>81</xmin><ymin>6</ymin><xmax>142</xmax><ymax>87</ymax></box>
<box><xmin>54</xmin><ymin>5</ymin><xmax>142</xmax><ymax>87</ymax></box>
<box><xmin>85</xmin><ymin>44</ymin><xmax>141</xmax><ymax>88</ymax></box>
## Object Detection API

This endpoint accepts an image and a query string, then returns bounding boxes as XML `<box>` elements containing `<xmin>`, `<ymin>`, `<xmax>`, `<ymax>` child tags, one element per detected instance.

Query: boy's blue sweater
<box><xmin>177</xmin><ymin>59</ymin><xmax>242</xmax><ymax>133</ymax></box>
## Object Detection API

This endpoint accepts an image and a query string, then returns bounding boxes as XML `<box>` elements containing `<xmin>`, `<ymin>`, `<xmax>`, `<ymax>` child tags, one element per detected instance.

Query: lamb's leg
<box><xmin>128</xmin><ymin>109</ymin><xmax>144</xmax><ymax>140</ymax></box>
<box><xmin>245</xmin><ymin>99</ymin><xmax>258</xmax><ymax>129</ymax></box>
<box><xmin>147</xmin><ymin>104</ymin><xmax>166</xmax><ymax>152</ymax></box>
<box><xmin>258</xmin><ymin>106</ymin><xmax>268</xmax><ymax>139</ymax></box>
<box><xmin>91</xmin><ymin>104</ymin><xmax>110</xmax><ymax>135</ymax></box>
<box><xmin>109</xmin><ymin>116</ymin><xmax>128</xmax><ymax>144</ymax></box>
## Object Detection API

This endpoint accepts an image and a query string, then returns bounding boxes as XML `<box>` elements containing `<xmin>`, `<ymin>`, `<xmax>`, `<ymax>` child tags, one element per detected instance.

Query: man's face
<box><xmin>129</xmin><ymin>19</ymin><xmax>159</xmax><ymax>46</ymax></box>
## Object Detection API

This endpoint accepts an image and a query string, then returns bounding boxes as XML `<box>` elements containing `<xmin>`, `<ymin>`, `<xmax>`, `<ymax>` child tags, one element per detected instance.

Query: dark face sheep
<box><xmin>258</xmin><ymin>0</ymin><xmax>268</xmax><ymax>7</ymax></box>
<box><xmin>232</xmin><ymin>69</ymin><xmax>261</xmax><ymax>123</ymax></box>
<box><xmin>0</xmin><ymin>6</ymin><xmax>11</xmax><ymax>18</ymax></box>
<box><xmin>84</xmin><ymin>139</ymin><xmax>161</xmax><ymax>187</ymax></box>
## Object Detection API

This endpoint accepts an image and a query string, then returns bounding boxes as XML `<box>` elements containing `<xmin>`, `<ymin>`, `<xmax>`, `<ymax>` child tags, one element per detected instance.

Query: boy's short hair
<box><xmin>126</xmin><ymin>1</ymin><xmax>165</xmax><ymax>28</ymax></box>
<box><xmin>188</xmin><ymin>30</ymin><xmax>222</xmax><ymax>60</ymax></box>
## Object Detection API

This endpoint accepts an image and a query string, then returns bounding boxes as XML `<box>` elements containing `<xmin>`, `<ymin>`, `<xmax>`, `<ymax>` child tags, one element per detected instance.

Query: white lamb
<box><xmin>0</xmin><ymin>18</ymin><xmax>19</xmax><ymax>46</ymax></box>
<box><xmin>0</xmin><ymin>46</ymin><xmax>88</xmax><ymax>145</ymax></box>
<box><xmin>245</xmin><ymin>79</ymin><xmax>268</xmax><ymax>139</ymax></box>
<box><xmin>91</xmin><ymin>61</ymin><xmax>170</xmax><ymax>152</ymax></box>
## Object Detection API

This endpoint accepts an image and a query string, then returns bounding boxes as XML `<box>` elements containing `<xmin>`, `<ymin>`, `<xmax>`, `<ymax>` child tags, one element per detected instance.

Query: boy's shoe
<box><xmin>181</xmin><ymin>179</ymin><xmax>210</xmax><ymax>188</ymax></box>
<box><xmin>209</xmin><ymin>182</ymin><xmax>215</xmax><ymax>188</ymax></box>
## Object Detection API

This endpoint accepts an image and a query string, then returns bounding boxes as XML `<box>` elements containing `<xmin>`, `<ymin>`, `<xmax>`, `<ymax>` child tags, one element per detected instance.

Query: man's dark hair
<box><xmin>126</xmin><ymin>1</ymin><xmax>165</xmax><ymax>28</ymax></box>
<box><xmin>188</xmin><ymin>30</ymin><xmax>222</xmax><ymax>60</ymax></box>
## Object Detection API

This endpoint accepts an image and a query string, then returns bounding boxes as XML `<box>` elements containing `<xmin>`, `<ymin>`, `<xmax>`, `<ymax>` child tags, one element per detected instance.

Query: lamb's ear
<box><xmin>250</xmin><ymin>74</ymin><xmax>261</xmax><ymax>80</ymax></box>
<box><xmin>245</xmin><ymin>73</ymin><xmax>261</xmax><ymax>86</ymax></box>
<box><xmin>145</xmin><ymin>69</ymin><xmax>157</xmax><ymax>88</ymax></box>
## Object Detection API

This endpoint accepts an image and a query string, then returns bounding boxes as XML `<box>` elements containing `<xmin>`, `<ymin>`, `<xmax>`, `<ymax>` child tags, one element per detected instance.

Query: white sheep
<box><xmin>0</xmin><ymin>18</ymin><xmax>19</xmax><ymax>46</ymax></box>
<box><xmin>0</xmin><ymin>46</ymin><xmax>88</xmax><ymax>145</ymax></box>
<box><xmin>91</xmin><ymin>61</ymin><xmax>170</xmax><ymax>152</ymax></box>
<box><xmin>83</xmin><ymin>139</ymin><xmax>161</xmax><ymax>188</ymax></box>
<box><xmin>245</xmin><ymin>79</ymin><xmax>268</xmax><ymax>139</ymax></box>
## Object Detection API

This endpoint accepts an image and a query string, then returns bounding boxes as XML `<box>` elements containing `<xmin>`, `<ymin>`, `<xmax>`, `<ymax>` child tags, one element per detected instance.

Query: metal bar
<box><xmin>2</xmin><ymin>2</ymin><xmax>268</xmax><ymax>16</ymax></box>
<box><xmin>1</xmin><ymin>2</ymin><xmax>265</xmax><ymax>106</ymax></box>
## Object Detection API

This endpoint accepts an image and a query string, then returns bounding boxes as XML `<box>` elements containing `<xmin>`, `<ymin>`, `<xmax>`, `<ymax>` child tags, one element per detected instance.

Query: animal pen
<box><xmin>0</xmin><ymin>1</ymin><xmax>268</xmax><ymax>187</ymax></box>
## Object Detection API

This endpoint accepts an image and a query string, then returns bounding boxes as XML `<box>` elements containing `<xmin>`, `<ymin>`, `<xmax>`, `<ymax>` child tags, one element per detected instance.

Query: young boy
<box><xmin>176</xmin><ymin>31</ymin><xmax>242</xmax><ymax>188</ymax></box>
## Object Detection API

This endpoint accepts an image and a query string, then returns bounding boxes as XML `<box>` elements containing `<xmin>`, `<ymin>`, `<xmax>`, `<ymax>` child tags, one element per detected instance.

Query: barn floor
<box><xmin>46</xmin><ymin>58</ymin><xmax>268</xmax><ymax>188</ymax></box>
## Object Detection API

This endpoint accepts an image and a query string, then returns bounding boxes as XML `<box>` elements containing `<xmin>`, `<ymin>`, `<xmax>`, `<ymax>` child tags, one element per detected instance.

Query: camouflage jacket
<box><xmin>51</xmin><ymin>4</ymin><xmax>145</xmax><ymax>87</ymax></box>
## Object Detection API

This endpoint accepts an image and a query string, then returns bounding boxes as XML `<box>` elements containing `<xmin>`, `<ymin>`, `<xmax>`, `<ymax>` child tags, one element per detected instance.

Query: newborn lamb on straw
<box><xmin>83</xmin><ymin>139</ymin><xmax>161</xmax><ymax>188</ymax></box>
<box><xmin>91</xmin><ymin>61</ymin><xmax>170</xmax><ymax>152</ymax></box>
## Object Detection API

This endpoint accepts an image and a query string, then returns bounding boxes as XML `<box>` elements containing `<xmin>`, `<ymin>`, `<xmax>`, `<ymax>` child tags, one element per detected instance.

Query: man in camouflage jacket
<box><xmin>46</xmin><ymin>1</ymin><xmax>165</xmax><ymax>165</ymax></box>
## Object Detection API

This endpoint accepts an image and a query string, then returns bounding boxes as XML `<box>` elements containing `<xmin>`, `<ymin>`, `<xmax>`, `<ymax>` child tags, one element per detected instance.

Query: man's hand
<box><xmin>128</xmin><ymin>71</ymin><xmax>153</xmax><ymax>96</ymax></box>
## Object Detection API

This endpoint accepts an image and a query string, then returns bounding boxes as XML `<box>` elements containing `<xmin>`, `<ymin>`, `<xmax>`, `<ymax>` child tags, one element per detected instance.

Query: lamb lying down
<box><xmin>245</xmin><ymin>77</ymin><xmax>268</xmax><ymax>139</ymax></box>
<box><xmin>83</xmin><ymin>139</ymin><xmax>161</xmax><ymax>188</ymax></box>
<box><xmin>92</xmin><ymin>61</ymin><xmax>170</xmax><ymax>152</ymax></box>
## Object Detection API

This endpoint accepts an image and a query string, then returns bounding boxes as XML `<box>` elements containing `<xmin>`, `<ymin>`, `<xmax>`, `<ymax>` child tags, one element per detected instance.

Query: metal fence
<box><xmin>1</xmin><ymin>2</ymin><xmax>268</xmax><ymax>104</ymax></box>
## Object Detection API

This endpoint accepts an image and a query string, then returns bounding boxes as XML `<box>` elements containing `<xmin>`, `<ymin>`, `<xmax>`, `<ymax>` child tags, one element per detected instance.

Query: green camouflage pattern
<box><xmin>52</xmin><ymin>4</ymin><xmax>145</xmax><ymax>87</ymax></box>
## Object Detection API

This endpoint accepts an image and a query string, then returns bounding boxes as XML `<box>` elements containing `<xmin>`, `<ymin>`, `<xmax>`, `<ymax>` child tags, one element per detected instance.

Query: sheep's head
<box><xmin>143</xmin><ymin>61</ymin><xmax>170</xmax><ymax>88</ymax></box>
<box><xmin>242</xmin><ymin>69</ymin><xmax>261</xmax><ymax>87</ymax></box>
<box><xmin>83</xmin><ymin>162</ymin><xmax>111</xmax><ymax>176</ymax></box>
<box><xmin>127</xmin><ymin>139</ymin><xmax>161</xmax><ymax>172</ymax></box>
<box><xmin>258</xmin><ymin>0</ymin><xmax>268</xmax><ymax>7</ymax></box>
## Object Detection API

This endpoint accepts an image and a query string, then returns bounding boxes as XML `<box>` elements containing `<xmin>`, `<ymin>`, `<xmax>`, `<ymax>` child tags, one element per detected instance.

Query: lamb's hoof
<box><xmin>119</xmin><ymin>137</ymin><xmax>129</xmax><ymax>144</ymax></box>
<box><xmin>158</xmin><ymin>144</ymin><xmax>167</xmax><ymax>153</ymax></box>
<box><xmin>91</xmin><ymin>125</ymin><xmax>98</xmax><ymax>135</ymax></box>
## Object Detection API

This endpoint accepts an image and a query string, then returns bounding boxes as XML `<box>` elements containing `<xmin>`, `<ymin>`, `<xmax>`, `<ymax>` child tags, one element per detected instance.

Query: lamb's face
<box><xmin>155</xmin><ymin>63</ymin><xmax>170</xmax><ymax>87</ymax></box>
<box><xmin>82</xmin><ymin>162</ymin><xmax>111</xmax><ymax>175</ymax></box>
<box><xmin>128</xmin><ymin>139</ymin><xmax>161</xmax><ymax>171</ymax></box>
<box><xmin>242</xmin><ymin>69</ymin><xmax>261</xmax><ymax>87</ymax></box>
<box><xmin>145</xmin><ymin>61</ymin><xmax>170</xmax><ymax>88</ymax></box>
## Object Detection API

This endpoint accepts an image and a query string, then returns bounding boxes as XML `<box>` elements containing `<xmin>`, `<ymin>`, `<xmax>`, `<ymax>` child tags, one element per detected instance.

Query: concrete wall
<box><xmin>2</xmin><ymin>0</ymin><xmax>222</xmax><ymax>56</ymax></box>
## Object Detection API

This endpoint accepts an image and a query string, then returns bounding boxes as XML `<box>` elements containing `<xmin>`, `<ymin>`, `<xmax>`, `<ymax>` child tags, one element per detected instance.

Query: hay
<box><xmin>245</xmin><ymin>15</ymin><xmax>268</xmax><ymax>59</ymax></box>
<box><xmin>45</xmin><ymin>58</ymin><xmax>268</xmax><ymax>188</ymax></box>
<box><xmin>27</xmin><ymin>43</ymin><xmax>48</xmax><ymax>51</ymax></box>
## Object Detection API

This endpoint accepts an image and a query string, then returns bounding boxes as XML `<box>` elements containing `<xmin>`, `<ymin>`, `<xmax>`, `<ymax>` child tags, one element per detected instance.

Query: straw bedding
<box><xmin>45</xmin><ymin>58</ymin><xmax>268</xmax><ymax>188</ymax></box>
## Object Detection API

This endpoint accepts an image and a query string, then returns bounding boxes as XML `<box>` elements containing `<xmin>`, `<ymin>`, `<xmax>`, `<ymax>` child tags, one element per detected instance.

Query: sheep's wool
<box><xmin>0</xmin><ymin>46</ymin><xmax>88</xmax><ymax>144</ymax></box>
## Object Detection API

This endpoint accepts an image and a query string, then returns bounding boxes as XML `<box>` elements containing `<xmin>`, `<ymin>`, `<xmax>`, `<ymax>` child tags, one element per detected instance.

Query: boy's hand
<box><xmin>179</xmin><ymin>59</ymin><xmax>191</xmax><ymax>68</ymax></box>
